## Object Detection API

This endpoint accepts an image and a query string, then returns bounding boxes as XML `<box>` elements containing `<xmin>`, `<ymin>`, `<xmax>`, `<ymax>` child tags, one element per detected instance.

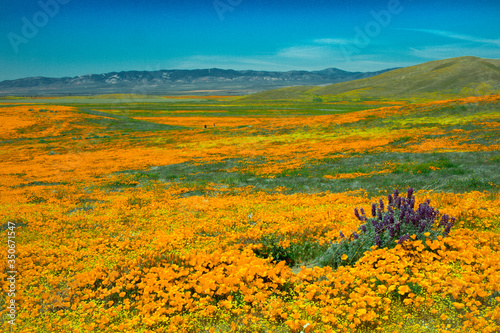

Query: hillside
<box><xmin>241</xmin><ymin>56</ymin><xmax>500</xmax><ymax>102</ymax></box>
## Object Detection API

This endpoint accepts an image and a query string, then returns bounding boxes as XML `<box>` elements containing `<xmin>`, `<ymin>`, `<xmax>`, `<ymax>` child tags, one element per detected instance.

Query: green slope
<box><xmin>236</xmin><ymin>85</ymin><xmax>316</xmax><ymax>102</ymax></box>
<box><xmin>241</xmin><ymin>56</ymin><xmax>500</xmax><ymax>102</ymax></box>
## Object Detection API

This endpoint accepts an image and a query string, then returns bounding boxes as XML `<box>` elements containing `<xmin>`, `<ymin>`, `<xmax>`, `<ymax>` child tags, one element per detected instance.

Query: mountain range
<box><xmin>0</xmin><ymin>67</ymin><xmax>394</xmax><ymax>97</ymax></box>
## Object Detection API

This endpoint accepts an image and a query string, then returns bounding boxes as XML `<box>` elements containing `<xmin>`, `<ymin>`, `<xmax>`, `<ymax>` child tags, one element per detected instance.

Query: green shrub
<box><xmin>319</xmin><ymin>187</ymin><xmax>455</xmax><ymax>269</ymax></box>
<box><xmin>253</xmin><ymin>233</ymin><xmax>296</xmax><ymax>267</ymax></box>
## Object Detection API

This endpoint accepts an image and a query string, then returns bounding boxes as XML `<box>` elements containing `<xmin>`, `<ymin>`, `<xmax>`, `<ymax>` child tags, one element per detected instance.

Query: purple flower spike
<box><xmin>383</xmin><ymin>213</ymin><xmax>391</xmax><ymax>226</ymax></box>
<box><xmin>377</xmin><ymin>208</ymin><xmax>383</xmax><ymax>221</ymax></box>
<box><xmin>388</xmin><ymin>194</ymin><xmax>393</xmax><ymax>206</ymax></box>
<box><xmin>398</xmin><ymin>234</ymin><xmax>410</xmax><ymax>244</ymax></box>
<box><xmin>379</xmin><ymin>198</ymin><xmax>385</xmax><ymax>212</ymax></box>
<box><xmin>360</xmin><ymin>224</ymin><xmax>367</xmax><ymax>233</ymax></box>
<box><xmin>399</xmin><ymin>201</ymin><xmax>406</xmax><ymax>215</ymax></box>
<box><xmin>371</xmin><ymin>202</ymin><xmax>377</xmax><ymax>217</ymax></box>
<box><xmin>440</xmin><ymin>214</ymin><xmax>449</xmax><ymax>227</ymax></box>
<box><xmin>360</xmin><ymin>207</ymin><xmax>366</xmax><ymax>219</ymax></box>
<box><xmin>352</xmin><ymin>232</ymin><xmax>359</xmax><ymax>240</ymax></box>
<box><xmin>339</xmin><ymin>230</ymin><xmax>345</xmax><ymax>239</ymax></box>
<box><xmin>389</xmin><ymin>225</ymin><xmax>396</xmax><ymax>238</ymax></box>
<box><xmin>444</xmin><ymin>223</ymin><xmax>452</xmax><ymax>237</ymax></box>
<box><xmin>395</xmin><ymin>222</ymin><xmax>401</xmax><ymax>235</ymax></box>
<box><xmin>395</xmin><ymin>196</ymin><xmax>402</xmax><ymax>209</ymax></box>
<box><xmin>394</xmin><ymin>188</ymin><xmax>399</xmax><ymax>198</ymax></box>
<box><xmin>407</xmin><ymin>187</ymin><xmax>414</xmax><ymax>199</ymax></box>
<box><xmin>354</xmin><ymin>207</ymin><xmax>361</xmax><ymax>221</ymax></box>
<box><xmin>375</xmin><ymin>234</ymin><xmax>382</xmax><ymax>248</ymax></box>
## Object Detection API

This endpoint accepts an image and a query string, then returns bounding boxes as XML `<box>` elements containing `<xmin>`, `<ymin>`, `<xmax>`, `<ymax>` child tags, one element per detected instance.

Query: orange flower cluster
<box><xmin>0</xmin><ymin>182</ymin><xmax>498</xmax><ymax>332</ymax></box>
<box><xmin>324</xmin><ymin>169</ymin><xmax>392</xmax><ymax>180</ymax></box>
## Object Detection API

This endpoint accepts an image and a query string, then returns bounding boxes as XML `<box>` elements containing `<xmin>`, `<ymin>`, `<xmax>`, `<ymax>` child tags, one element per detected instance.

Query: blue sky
<box><xmin>0</xmin><ymin>0</ymin><xmax>499</xmax><ymax>81</ymax></box>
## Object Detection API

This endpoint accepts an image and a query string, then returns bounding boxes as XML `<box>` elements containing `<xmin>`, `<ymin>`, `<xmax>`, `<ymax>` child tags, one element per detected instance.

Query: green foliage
<box><xmin>319</xmin><ymin>188</ymin><xmax>456</xmax><ymax>269</ymax></box>
<box><xmin>288</xmin><ymin>240</ymin><xmax>329</xmax><ymax>263</ymax></box>
<box><xmin>252</xmin><ymin>233</ymin><xmax>296</xmax><ymax>267</ymax></box>
<box><xmin>393</xmin><ymin>158</ymin><xmax>456</xmax><ymax>174</ymax></box>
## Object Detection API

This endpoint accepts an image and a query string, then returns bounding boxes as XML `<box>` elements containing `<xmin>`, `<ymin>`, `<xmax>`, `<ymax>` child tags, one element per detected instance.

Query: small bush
<box><xmin>319</xmin><ymin>187</ymin><xmax>456</xmax><ymax>269</ymax></box>
<box><xmin>253</xmin><ymin>233</ymin><xmax>296</xmax><ymax>267</ymax></box>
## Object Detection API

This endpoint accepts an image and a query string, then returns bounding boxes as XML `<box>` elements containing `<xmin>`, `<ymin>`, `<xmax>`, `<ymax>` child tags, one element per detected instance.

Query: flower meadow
<box><xmin>0</xmin><ymin>95</ymin><xmax>499</xmax><ymax>332</ymax></box>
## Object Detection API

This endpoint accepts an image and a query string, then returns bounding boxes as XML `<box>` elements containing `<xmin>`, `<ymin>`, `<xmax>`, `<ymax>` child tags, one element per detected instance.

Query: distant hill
<box><xmin>0</xmin><ymin>67</ymin><xmax>393</xmax><ymax>97</ymax></box>
<box><xmin>241</xmin><ymin>56</ymin><xmax>500</xmax><ymax>102</ymax></box>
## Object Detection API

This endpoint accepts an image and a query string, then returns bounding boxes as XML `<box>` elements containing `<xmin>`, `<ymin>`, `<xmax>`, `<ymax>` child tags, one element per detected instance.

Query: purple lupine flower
<box><xmin>415</xmin><ymin>209</ymin><xmax>422</xmax><ymax>222</ymax></box>
<box><xmin>360</xmin><ymin>224</ymin><xmax>367</xmax><ymax>233</ymax></box>
<box><xmin>383</xmin><ymin>213</ymin><xmax>391</xmax><ymax>226</ymax></box>
<box><xmin>440</xmin><ymin>214</ymin><xmax>449</xmax><ymax>227</ymax></box>
<box><xmin>411</xmin><ymin>214</ymin><xmax>419</xmax><ymax>227</ymax></box>
<box><xmin>422</xmin><ymin>205</ymin><xmax>431</xmax><ymax>220</ymax></box>
<box><xmin>379</xmin><ymin>198</ymin><xmax>385</xmax><ymax>212</ymax></box>
<box><xmin>354</xmin><ymin>207</ymin><xmax>361</xmax><ymax>221</ymax></box>
<box><xmin>388</xmin><ymin>194</ymin><xmax>393</xmax><ymax>207</ymax></box>
<box><xmin>395</xmin><ymin>222</ymin><xmax>401</xmax><ymax>235</ymax></box>
<box><xmin>444</xmin><ymin>222</ymin><xmax>452</xmax><ymax>237</ymax></box>
<box><xmin>395</xmin><ymin>196</ymin><xmax>402</xmax><ymax>209</ymax></box>
<box><xmin>375</xmin><ymin>234</ymin><xmax>382</xmax><ymax>248</ymax></box>
<box><xmin>388</xmin><ymin>205</ymin><xmax>394</xmax><ymax>214</ymax></box>
<box><xmin>419</xmin><ymin>221</ymin><xmax>427</xmax><ymax>233</ymax></box>
<box><xmin>394</xmin><ymin>188</ymin><xmax>399</xmax><ymax>198</ymax></box>
<box><xmin>410</xmin><ymin>197</ymin><xmax>415</xmax><ymax>210</ymax></box>
<box><xmin>424</xmin><ymin>203</ymin><xmax>435</xmax><ymax>220</ymax></box>
<box><xmin>372</xmin><ymin>220</ymin><xmax>380</xmax><ymax>235</ymax></box>
<box><xmin>398</xmin><ymin>234</ymin><xmax>410</xmax><ymax>244</ymax></box>
<box><xmin>377</xmin><ymin>208</ymin><xmax>383</xmax><ymax>221</ymax></box>
<box><xmin>407</xmin><ymin>187</ymin><xmax>414</xmax><ymax>199</ymax></box>
<box><xmin>389</xmin><ymin>225</ymin><xmax>396</xmax><ymax>238</ymax></box>
<box><xmin>352</xmin><ymin>232</ymin><xmax>359</xmax><ymax>240</ymax></box>
<box><xmin>450</xmin><ymin>216</ymin><xmax>456</xmax><ymax>226</ymax></box>
<box><xmin>399</xmin><ymin>204</ymin><xmax>406</xmax><ymax>220</ymax></box>
<box><xmin>360</xmin><ymin>207</ymin><xmax>366</xmax><ymax>220</ymax></box>
<box><xmin>401</xmin><ymin>211</ymin><xmax>407</xmax><ymax>224</ymax></box>
<box><xmin>339</xmin><ymin>230</ymin><xmax>345</xmax><ymax>239</ymax></box>
<box><xmin>371</xmin><ymin>202</ymin><xmax>377</xmax><ymax>217</ymax></box>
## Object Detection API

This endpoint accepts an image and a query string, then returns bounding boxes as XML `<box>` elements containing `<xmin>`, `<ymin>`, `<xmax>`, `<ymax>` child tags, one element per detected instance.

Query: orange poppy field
<box><xmin>0</xmin><ymin>94</ymin><xmax>499</xmax><ymax>332</ymax></box>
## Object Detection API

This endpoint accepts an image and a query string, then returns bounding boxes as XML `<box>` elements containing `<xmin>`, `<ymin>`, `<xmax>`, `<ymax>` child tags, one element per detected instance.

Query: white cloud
<box><xmin>276</xmin><ymin>45</ymin><xmax>333</xmax><ymax>59</ymax></box>
<box><xmin>166</xmin><ymin>38</ymin><xmax>421</xmax><ymax>73</ymax></box>
<box><xmin>313</xmin><ymin>38</ymin><xmax>352</xmax><ymax>45</ymax></box>
<box><xmin>398</xmin><ymin>28</ymin><xmax>500</xmax><ymax>46</ymax></box>
<box><xmin>408</xmin><ymin>44</ymin><xmax>500</xmax><ymax>60</ymax></box>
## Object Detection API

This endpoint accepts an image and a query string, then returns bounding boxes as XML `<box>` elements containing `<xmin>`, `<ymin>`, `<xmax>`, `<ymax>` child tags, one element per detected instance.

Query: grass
<box><xmin>120</xmin><ymin>150</ymin><xmax>498</xmax><ymax>197</ymax></box>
